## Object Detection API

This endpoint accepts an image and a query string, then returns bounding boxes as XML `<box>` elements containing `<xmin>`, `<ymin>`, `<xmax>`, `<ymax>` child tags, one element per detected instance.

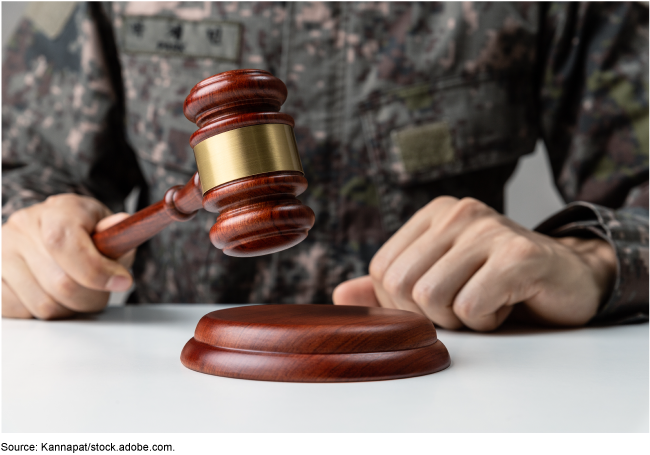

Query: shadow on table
<box><xmin>439</xmin><ymin>318</ymin><xmax>638</xmax><ymax>338</ymax></box>
<box><xmin>71</xmin><ymin>305</ymin><xmax>232</xmax><ymax>325</ymax></box>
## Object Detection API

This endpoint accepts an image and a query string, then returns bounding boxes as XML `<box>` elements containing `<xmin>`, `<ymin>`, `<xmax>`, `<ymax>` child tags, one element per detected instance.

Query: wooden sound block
<box><xmin>180</xmin><ymin>305</ymin><xmax>451</xmax><ymax>382</ymax></box>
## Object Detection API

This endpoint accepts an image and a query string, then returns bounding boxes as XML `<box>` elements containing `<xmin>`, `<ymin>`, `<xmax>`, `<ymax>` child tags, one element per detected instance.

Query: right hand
<box><xmin>2</xmin><ymin>194</ymin><xmax>136</xmax><ymax>319</ymax></box>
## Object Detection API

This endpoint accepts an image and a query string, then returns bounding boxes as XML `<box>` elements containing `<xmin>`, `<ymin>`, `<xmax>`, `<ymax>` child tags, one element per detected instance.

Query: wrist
<box><xmin>555</xmin><ymin>236</ymin><xmax>618</xmax><ymax>309</ymax></box>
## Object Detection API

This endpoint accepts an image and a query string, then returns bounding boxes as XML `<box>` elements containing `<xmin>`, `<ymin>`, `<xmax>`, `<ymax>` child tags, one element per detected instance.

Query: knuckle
<box><xmin>45</xmin><ymin>193</ymin><xmax>78</xmax><ymax>207</ymax></box>
<box><xmin>509</xmin><ymin>235</ymin><xmax>542</xmax><ymax>260</ymax></box>
<box><xmin>412</xmin><ymin>282</ymin><xmax>437</xmax><ymax>308</ymax></box>
<box><xmin>476</xmin><ymin>322</ymin><xmax>499</xmax><ymax>332</ymax></box>
<box><xmin>45</xmin><ymin>194</ymin><xmax>97</xmax><ymax>217</ymax></box>
<box><xmin>6</xmin><ymin>208</ymin><xmax>29</xmax><ymax>227</ymax></box>
<box><xmin>68</xmin><ymin>257</ymin><xmax>108</xmax><ymax>290</ymax></box>
<box><xmin>41</xmin><ymin>222</ymin><xmax>69</xmax><ymax>250</ymax></box>
<box><xmin>79</xmin><ymin>293</ymin><xmax>110</xmax><ymax>313</ymax></box>
<box><xmin>453</xmin><ymin>295</ymin><xmax>476</xmax><ymax>321</ymax></box>
<box><xmin>454</xmin><ymin>197</ymin><xmax>488</xmax><ymax>218</ymax></box>
<box><xmin>381</xmin><ymin>271</ymin><xmax>406</xmax><ymax>298</ymax></box>
<box><xmin>430</xmin><ymin>195</ymin><xmax>459</xmax><ymax>208</ymax></box>
<box><xmin>369</xmin><ymin>255</ymin><xmax>388</xmax><ymax>281</ymax></box>
<box><xmin>85</xmin><ymin>257</ymin><xmax>113</xmax><ymax>288</ymax></box>
<box><xmin>33</xmin><ymin>298</ymin><xmax>62</xmax><ymax>320</ymax></box>
<box><xmin>44</xmin><ymin>194</ymin><xmax>67</xmax><ymax>208</ymax></box>
<box><xmin>441</xmin><ymin>197</ymin><xmax>490</xmax><ymax>228</ymax></box>
<box><xmin>83</xmin><ymin>263</ymin><xmax>109</xmax><ymax>289</ymax></box>
<box><xmin>472</xmin><ymin>216</ymin><xmax>503</xmax><ymax>236</ymax></box>
<box><xmin>2</xmin><ymin>306</ymin><xmax>31</xmax><ymax>319</ymax></box>
<box><xmin>419</xmin><ymin>196</ymin><xmax>458</xmax><ymax>218</ymax></box>
<box><xmin>51</xmin><ymin>273</ymin><xmax>80</xmax><ymax>300</ymax></box>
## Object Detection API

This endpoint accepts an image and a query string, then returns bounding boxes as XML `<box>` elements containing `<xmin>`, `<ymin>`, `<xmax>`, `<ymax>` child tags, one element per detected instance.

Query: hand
<box><xmin>333</xmin><ymin>197</ymin><xmax>617</xmax><ymax>331</ymax></box>
<box><xmin>2</xmin><ymin>194</ymin><xmax>136</xmax><ymax>319</ymax></box>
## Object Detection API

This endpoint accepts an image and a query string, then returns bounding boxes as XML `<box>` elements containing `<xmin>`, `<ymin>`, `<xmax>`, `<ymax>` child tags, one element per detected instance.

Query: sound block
<box><xmin>180</xmin><ymin>304</ymin><xmax>451</xmax><ymax>382</ymax></box>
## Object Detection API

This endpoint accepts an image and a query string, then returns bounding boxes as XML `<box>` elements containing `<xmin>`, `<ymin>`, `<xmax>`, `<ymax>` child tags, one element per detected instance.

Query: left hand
<box><xmin>333</xmin><ymin>197</ymin><xmax>617</xmax><ymax>331</ymax></box>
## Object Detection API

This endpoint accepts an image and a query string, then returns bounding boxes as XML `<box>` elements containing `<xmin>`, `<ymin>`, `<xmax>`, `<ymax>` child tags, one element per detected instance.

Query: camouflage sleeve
<box><xmin>2</xmin><ymin>2</ymin><xmax>142</xmax><ymax>223</ymax></box>
<box><xmin>535</xmin><ymin>202</ymin><xmax>648</xmax><ymax>324</ymax></box>
<box><xmin>536</xmin><ymin>2</ymin><xmax>648</xmax><ymax>324</ymax></box>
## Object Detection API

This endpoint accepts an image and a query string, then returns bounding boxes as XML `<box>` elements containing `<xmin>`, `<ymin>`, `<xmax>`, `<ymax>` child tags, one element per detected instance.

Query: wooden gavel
<box><xmin>92</xmin><ymin>69</ymin><xmax>315</xmax><ymax>259</ymax></box>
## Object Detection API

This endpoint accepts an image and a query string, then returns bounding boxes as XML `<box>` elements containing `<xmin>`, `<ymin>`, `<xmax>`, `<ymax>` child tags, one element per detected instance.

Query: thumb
<box><xmin>332</xmin><ymin>275</ymin><xmax>380</xmax><ymax>307</ymax></box>
<box><xmin>95</xmin><ymin>212</ymin><xmax>136</xmax><ymax>269</ymax></box>
<box><xmin>95</xmin><ymin>212</ymin><xmax>131</xmax><ymax>232</ymax></box>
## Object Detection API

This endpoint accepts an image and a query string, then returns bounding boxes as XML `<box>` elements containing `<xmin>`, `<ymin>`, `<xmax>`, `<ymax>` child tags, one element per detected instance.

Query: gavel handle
<box><xmin>92</xmin><ymin>172</ymin><xmax>203</xmax><ymax>260</ymax></box>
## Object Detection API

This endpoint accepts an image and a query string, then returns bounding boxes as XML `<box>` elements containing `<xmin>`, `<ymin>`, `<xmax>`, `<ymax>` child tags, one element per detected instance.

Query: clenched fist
<box><xmin>333</xmin><ymin>197</ymin><xmax>617</xmax><ymax>331</ymax></box>
<box><xmin>2</xmin><ymin>194</ymin><xmax>135</xmax><ymax>319</ymax></box>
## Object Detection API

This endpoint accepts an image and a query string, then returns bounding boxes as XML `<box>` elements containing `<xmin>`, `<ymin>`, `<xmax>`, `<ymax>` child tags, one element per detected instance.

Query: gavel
<box><xmin>89</xmin><ymin>69</ymin><xmax>451</xmax><ymax>383</ymax></box>
<box><xmin>92</xmin><ymin>69</ymin><xmax>315</xmax><ymax>259</ymax></box>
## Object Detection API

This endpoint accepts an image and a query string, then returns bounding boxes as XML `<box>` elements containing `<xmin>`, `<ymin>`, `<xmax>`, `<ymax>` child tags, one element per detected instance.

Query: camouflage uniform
<box><xmin>3</xmin><ymin>2</ymin><xmax>648</xmax><ymax>324</ymax></box>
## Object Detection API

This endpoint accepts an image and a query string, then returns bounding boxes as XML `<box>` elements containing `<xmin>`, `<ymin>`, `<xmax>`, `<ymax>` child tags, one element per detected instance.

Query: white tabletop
<box><xmin>2</xmin><ymin>304</ymin><xmax>648</xmax><ymax>432</ymax></box>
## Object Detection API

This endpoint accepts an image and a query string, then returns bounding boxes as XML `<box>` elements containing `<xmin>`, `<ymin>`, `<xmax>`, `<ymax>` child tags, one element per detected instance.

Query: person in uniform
<box><xmin>2</xmin><ymin>2</ymin><xmax>648</xmax><ymax>331</ymax></box>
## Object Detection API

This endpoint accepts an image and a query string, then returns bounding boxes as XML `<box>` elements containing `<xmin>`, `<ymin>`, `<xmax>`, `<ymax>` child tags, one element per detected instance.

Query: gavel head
<box><xmin>183</xmin><ymin>69</ymin><xmax>315</xmax><ymax>258</ymax></box>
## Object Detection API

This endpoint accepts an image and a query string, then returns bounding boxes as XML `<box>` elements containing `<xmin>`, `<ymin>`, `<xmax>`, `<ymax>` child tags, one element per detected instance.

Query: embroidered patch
<box><xmin>25</xmin><ymin>1</ymin><xmax>77</xmax><ymax>40</ymax></box>
<box><xmin>391</xmin><ymin>122</ymin><xmax>455</xmax><ymax>174</ymax></box>
<box><xmin>122</xmin><ymin>16</ymin><xmax>241</xmax><ymax>61</ymax></box>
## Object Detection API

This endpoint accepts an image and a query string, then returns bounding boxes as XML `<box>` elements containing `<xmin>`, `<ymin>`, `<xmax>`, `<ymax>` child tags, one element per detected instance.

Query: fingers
<box><xmin>446</xmin><ymin>236</ymin><xmax>547</xmax><ymax>331</ymax></box>
<box><xmin>2</xmin><ymin>195</ymin><xmax>136</xmax><ymax>320</ymax></box>
<box><xmin>408</xmin><ymin>216</ymin><xmax>511</xmax><ymax>328</ymax></box>
<box><xmin>367</xmin><ymin>198</ymin><xmax>458</xmax><ymax>314</ymax></box>
<box><xmin>452</xmin><ymin>257</ymin><xmax>522</xmax><ymax>331</ymax></box>
<box><xmin>411</xmin><ymin>240</ymin><xmax>489</xmax><ymax>329</ymax></box>
<box><xmin>331</xmin><ymin>274</ymin><xmax>406</xmax><ymax>312</ymax></box>
<box><xmin>39</xmin><ymin>199</ymin><xmax>133</xmax><ymax>292</ymax></box>
<box><xmin>2</xmin><ymin>280</ymin><xmax>32</xmax><ymax>319</ymax></box>
<box><xmin>369</xmin><ymin>197</ymin><xmax>495</xmax><ymax>320</ymax></box>
<box><xmin>43</xmin><ymin>194</ymin><xmax>112</xmax><ymax>231</ymax></box>
<box><xmin>95</xmin><ymin>212</ymin><xmax>136</xmax><ymax>269</ymax></box>
<box><xmin>20</xmin><ymin>240</ymin><xmax>110</xmax><ymax>313</ymax></box>
<box><xmin>332</xmin><ymin>275</ymin><xmax>380</xmax><ymax>307</ymax></box>
<box><xmin>375</xmin><ymin>224</ymin><xmax>458</xmax><ymax>314</ymax></box>
<box><xmin>369</xmin><ymin>196</ymin><xmax>458</xmax><ymax>279</ymax></box>
<box><xmin>373</xmin><ymin>277</ymin><xmax>413</xmax><ymax>311</ymax></box>
<box><xmin>341</xmin><ymin>196</ymin><xmax>589</xmax><ymax>332</ymax></box>
<box><xmin>2</xmin><ymin>253</ymin><xmax>75</xmax><ymax>320</ymax></box>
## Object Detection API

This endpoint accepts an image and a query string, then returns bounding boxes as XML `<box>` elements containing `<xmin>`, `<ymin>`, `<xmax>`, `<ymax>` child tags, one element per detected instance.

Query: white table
<box><xmin>2</xmin><ymin>304</ymin><xmax>648</xmax><ymax>432</ymax></box>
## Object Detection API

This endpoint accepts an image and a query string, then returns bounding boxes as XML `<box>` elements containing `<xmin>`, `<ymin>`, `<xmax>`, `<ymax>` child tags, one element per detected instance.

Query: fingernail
<box><xmin>106</xmin><ymin>275</ymin><xmax>131</xmax><ymax>292</ymax></box>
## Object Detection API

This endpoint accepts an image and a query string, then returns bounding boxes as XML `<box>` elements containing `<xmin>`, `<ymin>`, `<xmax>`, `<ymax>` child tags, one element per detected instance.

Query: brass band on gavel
<box><xmin>193</xmin><ymin>123</ymin><xmax>304</xmax><ymax>194</ymax></box>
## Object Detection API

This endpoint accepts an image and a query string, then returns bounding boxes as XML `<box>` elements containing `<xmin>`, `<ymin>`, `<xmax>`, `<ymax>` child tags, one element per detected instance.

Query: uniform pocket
<box><xmin>359</xmin><ymin>74</ymin><xmax>538</xmax><ymax>186</ymax></box>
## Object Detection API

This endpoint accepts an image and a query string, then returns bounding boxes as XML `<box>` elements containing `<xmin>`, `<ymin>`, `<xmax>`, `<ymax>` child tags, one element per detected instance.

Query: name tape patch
<box><xmin>391</xmin><ymin>121</ymin><xmax>455</xmax><ymax>174</ymax></box>
<box><xmin>122</xmin><ymin>16</ymin><xmax>241</xmax><ymax>61</ymax></box>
